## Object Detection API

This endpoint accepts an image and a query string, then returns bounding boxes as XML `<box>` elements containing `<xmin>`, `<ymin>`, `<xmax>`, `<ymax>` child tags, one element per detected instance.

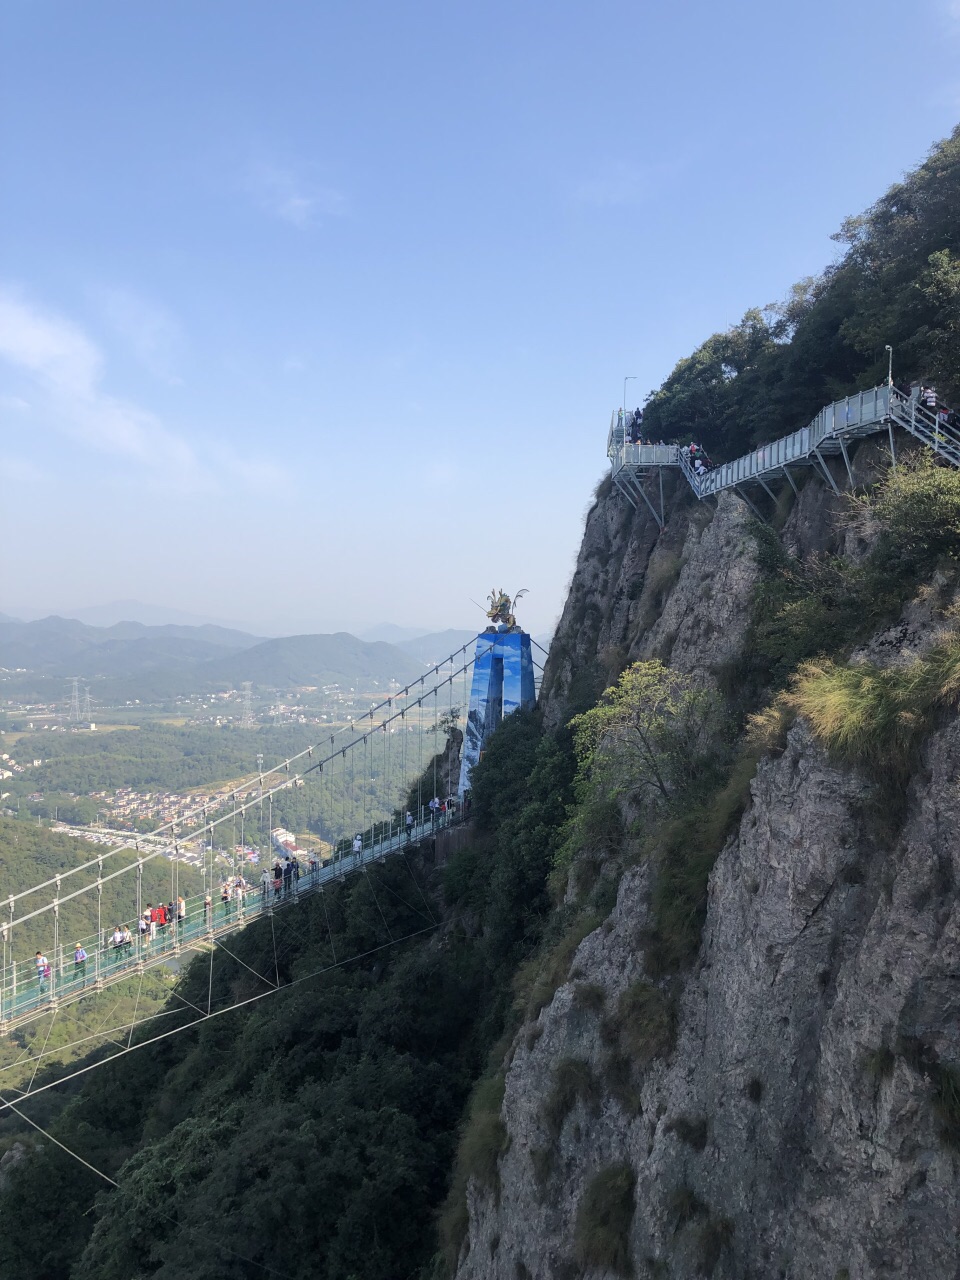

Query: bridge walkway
<box><xmin>0</xmin><ymin>810</ymin><xmax>457</xmax><ymax>1033</ymax></box>
<box><xmin>608</xmin><ymin>384</ymin><xmax>960</xmax><ymax>524</ymax></box>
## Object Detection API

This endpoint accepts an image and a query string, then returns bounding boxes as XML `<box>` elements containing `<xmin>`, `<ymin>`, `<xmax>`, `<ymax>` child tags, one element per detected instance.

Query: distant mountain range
<box><xmin>0</xmin><ymin>616</ymin><xmax>261</xmax><ymax>679</ymax></box>
<box><xmin>0</xmin><ymin>615</ymin><xmax>487</xmax><ymax>704</ymax></box>
<box><xmin>394</xmin><ymin>629</ymin><xmax>479</xmax><ymax>664</ymax></box>
<box><xmin>0</xmin><ymin>610</ymin><xmax>553</xmax><ymax>706</ymax></box>
<box><xmin>107</xmin><ymin>632</ymin><xmax>430</xmax><ymax>701</ymax></box>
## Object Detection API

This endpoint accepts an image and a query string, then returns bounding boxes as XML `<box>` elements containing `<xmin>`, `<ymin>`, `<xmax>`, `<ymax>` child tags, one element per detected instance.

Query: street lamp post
<box><xmin>623</xmin><ymin>376</ymin><xmax>637</xmax><ymax>428</ymax></box>
<box><xmin>885</xmin><ymin>344</ymin><xmax>893</xmax><ymax>388</ymax></box>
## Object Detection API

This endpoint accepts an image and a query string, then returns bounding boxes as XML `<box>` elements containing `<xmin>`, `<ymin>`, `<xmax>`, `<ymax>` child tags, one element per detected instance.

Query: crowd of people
<box><xmin>20</xmin><ymin>803</ymin><xmax>462</xmax><ymax>1010</ymax></box>
<box><xmin>910</xmin><ymin>383</ymin><xmax>959</xmax><ymax>433</ymax></box>
<box><xmin>617</xmin><ymin>407</ymin><xmax>714</xmax><ymax>472</ymax></box>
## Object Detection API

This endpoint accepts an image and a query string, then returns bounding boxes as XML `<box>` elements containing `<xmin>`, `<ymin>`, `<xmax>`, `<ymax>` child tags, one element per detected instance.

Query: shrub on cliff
<box><xmin>785</xmin><ymin>635</ymin><xmax>960</xmax><ymax>779</ymax></box>
<box><xmin>573</xmin><ymin>1162</ymin><xmax>637</xmax><ymax>1275</ymax></box>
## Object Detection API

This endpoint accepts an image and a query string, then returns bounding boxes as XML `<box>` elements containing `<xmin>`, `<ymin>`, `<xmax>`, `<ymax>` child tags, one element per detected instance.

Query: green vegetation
<box><xmin>0</xmin><ymin>854</ymin><xmax>476</xmax><ymax>1280</ymax></box>
<box><xmin>573</xmin><ymin>1162</ymin><xmax>636</xmax><ymax>1275</ymax></box>
<box><xmin>667</xmin><ymin>1182</ymin><xmax>708</xmax><ymax>1228</ymax></box>
<box><xmin>568</xmin><ymin>660</ymin><xmax>721</xmax><ymax>811</ymax></box>
<box><xmin>543</xmin><ymin>1057</ymin><xmax>601</xmax><ymax>1138</ymax></box>
<box><xmin>931</xmin><ymin>1062</ymin><xmax>960</xmax><ymax>1151</ymax></box>
<box><xmin>7</xmin><ymin>716</ymin><xmax>448</xmax><ymax>844</ymax></box>
<box><xmin>783</xmin><ymin>635</ymin><xmax>960</xmax><ymax>782</ymax></box>
<box><xmin>696</xmin><ymin>1216</ymin><xmax>734</xmax><ymax>1276</ymax></box>
<box><xmin>602</xmin><ymin>981</ymin><xmax>675</xmax><ymax>1068</ymax></box>
<box><xmin>668</xmin><ymin>1115</ymin><xmax>708</xmax><ymax>1151</ymax></box>
<box><xmin>641</xmin><ymin>126</ymin><xmax>960</xmax><ymax>460</ymax></box>
<box><xmin>2</xmin><ymin>130</ymin><xmax>959</xmax><ymax>1280</ymax></box>
<box><xmin>863</xmin><ymin>1046</ymin><xmax>896</xmax><ymax>1082</ymax></box>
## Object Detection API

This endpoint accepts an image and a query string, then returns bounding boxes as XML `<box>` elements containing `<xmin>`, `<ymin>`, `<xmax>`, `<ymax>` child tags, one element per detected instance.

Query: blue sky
<box><xmin>2</xmin><ymin>0</ymin><xmax>958</xmax><ymax>637</ymax></box>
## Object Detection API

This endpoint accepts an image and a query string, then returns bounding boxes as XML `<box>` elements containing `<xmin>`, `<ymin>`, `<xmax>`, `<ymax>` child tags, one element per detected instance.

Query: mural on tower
<box><xmin>458</xmin><ymin>589</ymin><xmax>536</xmax><ymax>797</ymax></box>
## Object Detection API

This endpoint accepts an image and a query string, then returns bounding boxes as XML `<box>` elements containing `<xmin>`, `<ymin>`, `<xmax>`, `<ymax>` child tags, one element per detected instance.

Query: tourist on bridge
<box><xmin>74</xmin><ymin>943</ymin><xmax>87</xmax><ymax>989</ymax></box>
<box><xmin>405</xmin><ymin>810</ymin><xmax>414</xmax><ymax>841</ymax></box>
<box><xmin>282</xmin><ymin>859</ymin><xmax>293</xmax><ymax>896</ymax></box>
<box><xmin>260</xmin><ymin>867</ymin><xmax>272</xmax><ymax>901</ymax></box>
<box><xmin>204</xmin><ymin>894</ymin><xmax>212</xmax><ymax>927</ymax></box>
<box><xmin>220</xmin><ymin>881</ymin><xmax>231</xmax><ymax>919</ymax></box>
<box><xmin>352</xmin><ymin>834</ymin><xmax>362</xmax><ymax>855</ymax></box>
<box><xmin>429</xmin><ymin>796</ymin><xmax>440</xmax><ymax>826</ymax></box>
<box><xmin>122</xmin><ymin>924</ymin><xmax>133</xmax><ymax>953</ymax></box>
<box><xmin>35</xmin><ymin>951</ymin><xmax>50</xmax><ymax>995</ymax></box>
<box><xmin>138</xmin><ymin>912</ymin><xmax>149</xmax><ymax>947</ymax></box>
<box><xmin>111</xmin><ymin>925</ymin><xmax>124</xmax><ymax>959</ymax></box>
<box><xmin>234</xmin><ymin>877</ymin><xmax>246</xmax><ymax>918</ymax></box>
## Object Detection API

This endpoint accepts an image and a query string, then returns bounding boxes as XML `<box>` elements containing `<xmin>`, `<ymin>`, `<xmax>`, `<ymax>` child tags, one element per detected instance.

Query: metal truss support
<box><xmin>782</xmin><ymin>464</ymin><xmax>800</xmax><ymax>499</ymax></box>
<box><xmin>837</xmin><ymin>436</ymin><xmax>856</xmax><ymax>489</ymax></box>
<box><xmin>887</xmin><ymin>422</ymin><xmax>897</xmax><ymax>471</ymax></box>
<box><xmin>813</xmin><ymin>448</ymin><xmax>841</xmax><ymax>496</ymax></box>
<box><xmin>633</xmin><ymin>475</ymin><xmax>664</xmax><ymax>529</ymax></box>
<box><xmin>732</xmin><ymin>484</ymin><xmax>765</xmax><ymax>521</ymax></box>
<box><xmin>613</xmin><ymin>475</ymin><xmax>638</xmax><ymax>510</ymax></box>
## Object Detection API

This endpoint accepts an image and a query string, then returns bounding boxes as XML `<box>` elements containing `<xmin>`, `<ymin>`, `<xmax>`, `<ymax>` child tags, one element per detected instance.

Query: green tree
<box><xmin>569</xmin><ymin>661</ymin><xmax>720</xmax><ymax>805</ymax></box>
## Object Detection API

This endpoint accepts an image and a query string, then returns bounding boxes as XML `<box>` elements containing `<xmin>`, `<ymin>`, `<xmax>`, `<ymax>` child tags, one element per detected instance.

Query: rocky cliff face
<box><xmin>455</xmin><ymin>456</ymin><xmax>960</xmax><ymax>1280</ymax></box>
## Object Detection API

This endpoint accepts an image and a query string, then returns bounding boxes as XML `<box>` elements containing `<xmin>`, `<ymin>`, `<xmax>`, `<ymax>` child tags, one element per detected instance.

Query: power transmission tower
<box><xmin>240</xmin><ymin>682</ymin><xmax>255</xmax><ymax>729</ymax></box>
<box><xmin>83</xmin><ymin>686</ymin><xmax>92</xmax><ymax>720</ymax></box>
<box><xmin>69</xmin><ymin>677</ymin><xmax>81</xmax><ymax>723</ymax></box>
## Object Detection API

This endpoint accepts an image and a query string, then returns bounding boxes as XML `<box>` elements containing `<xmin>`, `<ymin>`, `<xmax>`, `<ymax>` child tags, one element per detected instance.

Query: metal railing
<box><xmin>609</xmin><ymin>383</ymin><xmax>960</xmax><ymax>508</ymax></box>
<box><xmin>0</xmin><ymin>807</ymin><xmax>458</xmax><ymax>1030</ymax></box>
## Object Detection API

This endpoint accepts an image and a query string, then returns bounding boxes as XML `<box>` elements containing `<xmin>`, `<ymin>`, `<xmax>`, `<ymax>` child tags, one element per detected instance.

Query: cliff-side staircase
<box><xmin>608</xmin><ymin>385</ymin><xmax>960</xmax><ymax>526</ymax></box>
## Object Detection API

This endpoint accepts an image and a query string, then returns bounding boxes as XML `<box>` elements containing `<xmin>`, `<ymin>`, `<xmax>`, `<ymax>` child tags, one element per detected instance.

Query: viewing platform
<box><xmin>608</xmin><ymin>384</ymin><xmax>960</xmax><ymax>525</ymax></box>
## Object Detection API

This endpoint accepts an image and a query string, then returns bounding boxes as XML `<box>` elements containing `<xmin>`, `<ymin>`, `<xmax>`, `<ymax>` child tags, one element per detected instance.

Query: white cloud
<box><xmin>92</xmin><ymin>287</ymin><xmax>183</xmax><ymax>383</ymax></box>
<box><xmin>247</xmin><ymin>162</ymin><xmax>347</xmax><ymax>227</ymax></box>
<box><xmin>0</xmin><ymin>288</ymin><xmax>287</xmax><ymax>494</ymax></box>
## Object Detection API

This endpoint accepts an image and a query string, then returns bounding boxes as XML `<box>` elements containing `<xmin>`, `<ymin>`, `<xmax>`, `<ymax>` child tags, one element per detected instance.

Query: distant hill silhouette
<box><xmin>0</xmin><ymin>615</ymin><xmax>260</xmax><ymax>679</ymax></box>
<box><xmin>396</xmin><ymin>629</ymin><xmax>480</xmax><ymax>665</ymax></box>
<box><xmin>102</xmin><ymin>632</ymin><xmax>428</xmax><ymax>701</ymax></box>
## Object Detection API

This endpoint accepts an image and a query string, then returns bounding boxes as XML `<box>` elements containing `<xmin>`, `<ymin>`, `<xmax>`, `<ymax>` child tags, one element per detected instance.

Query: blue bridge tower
<box><xmin>458</xmin><ymin>626</ymin><xmax>536</xmax><ymax>797</ymax></box>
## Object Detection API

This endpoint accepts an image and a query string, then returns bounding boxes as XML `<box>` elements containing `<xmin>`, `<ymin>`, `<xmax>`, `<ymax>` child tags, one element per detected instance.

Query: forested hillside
<box><xmin>0</xmin><ymin>719</ymin><xmax>574</xmax><ymax>1279</ymax></box>
<box><xmin>641</xmin><ymin>126</ymin><xmax>960</xmax><ymax>459</ymax></box>
<box><xmin>0</xmin><ymin>126</ymin><xmax>958</xmax><ymax>1280</ymax></box>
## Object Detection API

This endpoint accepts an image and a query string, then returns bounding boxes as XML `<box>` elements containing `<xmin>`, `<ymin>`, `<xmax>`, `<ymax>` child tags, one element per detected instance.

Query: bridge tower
<box><xmin>458</xmin><ymin>590</ymin><xmax>536</xmax><ymax>798</ymax></box>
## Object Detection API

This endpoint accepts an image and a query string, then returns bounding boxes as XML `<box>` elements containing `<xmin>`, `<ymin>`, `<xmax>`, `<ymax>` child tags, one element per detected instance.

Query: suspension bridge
<box><xmin>608</xmin><ymin>382</ymin><xmax>960</xmax><ymax>525</ymax></box>
<box><xmin>0</xmin><ymin>632</ymin><xmax>545</xmax><ymax>1042</ymax></box>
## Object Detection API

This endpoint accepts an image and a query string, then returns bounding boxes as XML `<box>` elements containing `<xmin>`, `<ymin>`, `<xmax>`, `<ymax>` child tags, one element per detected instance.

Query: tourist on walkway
<box><xmin>260</xmin><ymin>867</ymin><xmax>272</xmax><ymax>901</ymax></box>
<box><xmin>74</xmin><ymin>943</ymin><xmax>87</xmax><ymax>988</ymax></box>
<box><xmin>35</xmin><ymin>951</ymin><xmax>49</xmax><ymax>995</ymax></box>
<box><xmin>405</xmin><ymin>811</ymin><xmax>414</xmax><ymax>841</ymax></box>
<box><xmin>122</xmin><ymin>924</ymin><xmax>133</xmax><ymax>953</ymax></box>
<box><xmin>352</xmin><ymin>834</ymin><xmax>362</xmax><ymax>855</ymax></box>
<box><xmin>204</xmin><ymin>894</ymin><xmax>213</xmax><ymax>927</ymax></box>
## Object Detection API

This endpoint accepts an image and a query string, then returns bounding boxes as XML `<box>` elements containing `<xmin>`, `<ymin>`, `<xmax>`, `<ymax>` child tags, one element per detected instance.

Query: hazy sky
<box><xmin>2</xmin><ymin>0</ymin><xmax>958</xmax><ymax>637</ymax></box>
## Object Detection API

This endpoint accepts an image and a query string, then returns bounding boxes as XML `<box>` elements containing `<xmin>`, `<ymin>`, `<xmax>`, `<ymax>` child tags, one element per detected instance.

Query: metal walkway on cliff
<box><xmin>607</xmin><ymin>384</ymin><xmax>960</xmax><ymax>526</ymax></box>
<box><xmin>0</xmin><ymin>637</ymin><xmax>514</xmax><ymax>1035</ymax></box>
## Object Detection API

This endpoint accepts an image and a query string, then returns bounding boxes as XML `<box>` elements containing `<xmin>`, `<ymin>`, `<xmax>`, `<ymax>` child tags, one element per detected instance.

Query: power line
<box><xmin>4</xmin><ymin>641</ymin><xmax>493</xmax><ymax>922</ymax></box>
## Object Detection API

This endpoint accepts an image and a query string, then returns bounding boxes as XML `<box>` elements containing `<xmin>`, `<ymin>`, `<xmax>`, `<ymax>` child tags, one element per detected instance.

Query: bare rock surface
<box><xmin>456</xmin><ymin>719</ymin><xmax>960</xmax><ymax>1279</ymax></box>
<box><xmin>460</xmin><ymin>451</ymin><xmax>960</xmax><ymax>1280</ymax></box>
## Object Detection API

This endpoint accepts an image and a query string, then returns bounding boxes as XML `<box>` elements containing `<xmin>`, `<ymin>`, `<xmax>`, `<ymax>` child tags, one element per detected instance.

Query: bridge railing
<box><xmin>609</xmin><ymin>382</ymin><xmax>960</xmax><ymax>506</ymax></box>
<box><xmin>0</xmin><ymin>807</ymin><xmax>458</xmax><ymax>1029</ymax></box>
